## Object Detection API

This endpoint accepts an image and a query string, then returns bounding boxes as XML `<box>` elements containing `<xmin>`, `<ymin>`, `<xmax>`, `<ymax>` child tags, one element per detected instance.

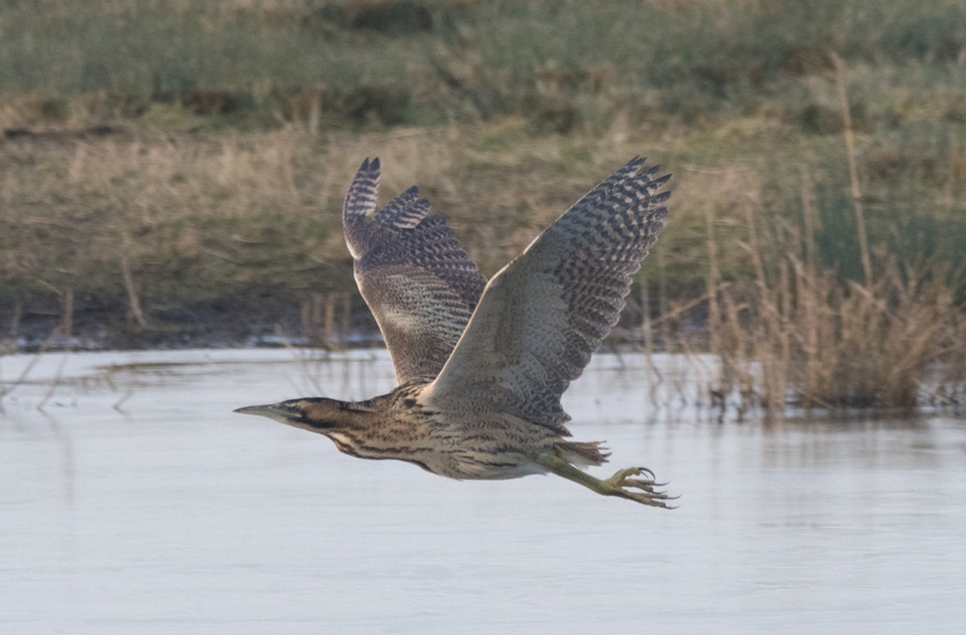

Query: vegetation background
<box><xmin>1</xmin><ymin>0</ymin><xmax>965</xmax><ymax>410</ymax></box>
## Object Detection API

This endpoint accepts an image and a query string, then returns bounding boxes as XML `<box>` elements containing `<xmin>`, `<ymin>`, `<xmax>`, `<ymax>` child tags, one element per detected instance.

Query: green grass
<box><xmin>2</xmin><ymin>0</ymin><xmax>964</xmax><ymax>125</ymax></box>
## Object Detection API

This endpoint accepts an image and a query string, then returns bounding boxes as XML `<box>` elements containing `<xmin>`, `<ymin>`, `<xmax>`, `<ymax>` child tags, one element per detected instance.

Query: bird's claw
<box><xmin>605</xmin><ymin>466</ymin><xmax>679</xmax><ymax>508</ymax></box>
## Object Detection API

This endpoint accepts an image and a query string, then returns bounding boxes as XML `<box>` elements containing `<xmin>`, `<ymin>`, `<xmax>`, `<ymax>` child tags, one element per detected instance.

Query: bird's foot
<box><xmin>603</xmin><ymin>466</ymin><xmax>678</xmax><ymax>508</ymax></box>
<box><xmin>537</xmin><ymin>453</ymin><xmax>678</xmax><ymax>509</ymax></box>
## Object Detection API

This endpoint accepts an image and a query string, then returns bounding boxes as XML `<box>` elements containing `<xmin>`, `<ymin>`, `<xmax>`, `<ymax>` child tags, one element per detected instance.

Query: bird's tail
<box><xmin>558</xmin><ymin>441</ymin><xmax>610</xmax><ymax>467</ymax></box>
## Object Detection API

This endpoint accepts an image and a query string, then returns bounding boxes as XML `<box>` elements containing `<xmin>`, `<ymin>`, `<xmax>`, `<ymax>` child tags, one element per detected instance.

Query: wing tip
<box><xmin>344</xmin><ymin>157</ymin><xmax>384</xmax><ymax>241</ymax></box>
<box><xmin>629</xmin><ymin>157</ymin><xmax>672</xmax><ymax>183</ymax></box>
<box><xmin>629</xmin><ymin>158</ymin><xmax>672</xmax><ymax>202</ymax></box>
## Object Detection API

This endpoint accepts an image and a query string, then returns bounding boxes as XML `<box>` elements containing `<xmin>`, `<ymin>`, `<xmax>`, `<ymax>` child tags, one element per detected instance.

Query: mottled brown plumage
<box><xmin>236</xmin><ymin>157</ymin><xmax>675</xmax><ymax>507</ymax></box>
<box><xmin>342</xmin><ymin>158</ymin><xmax>486</xmax><ymax>384</ymax></box>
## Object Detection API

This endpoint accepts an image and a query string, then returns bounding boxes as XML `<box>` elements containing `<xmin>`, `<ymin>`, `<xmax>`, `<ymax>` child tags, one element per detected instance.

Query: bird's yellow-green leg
<box><xmin>538</xmin><ymin>454</ymin><xmax>677</xmax><ymax>508</ymax></box>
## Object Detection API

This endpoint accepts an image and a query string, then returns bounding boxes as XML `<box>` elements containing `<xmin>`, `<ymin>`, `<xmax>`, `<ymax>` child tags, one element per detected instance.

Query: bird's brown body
<box><xmin>237</xmin><ymin>157</ymin><xmax>675</xmax><ymax>506</ymax></box>
<box><xmin>255</xmin><ymin>381</ymin><xmax>607</xmax><ymax>481</ymax></box>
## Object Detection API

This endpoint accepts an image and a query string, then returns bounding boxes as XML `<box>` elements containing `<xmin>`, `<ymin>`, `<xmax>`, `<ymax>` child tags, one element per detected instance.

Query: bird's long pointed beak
<box><xmin>234</xmin><ymin>403</ymin><xmax>299</xmax><ymax>425</ymax></box>
<box><xmin>234</xmin><ymin>404</ymin><xmax>279</xmax><ymax>418</ymax></box>
<box><xmin>234</xmin><ymin>402</ymin><xmax>308</xmax><ymax>426</ymax></box>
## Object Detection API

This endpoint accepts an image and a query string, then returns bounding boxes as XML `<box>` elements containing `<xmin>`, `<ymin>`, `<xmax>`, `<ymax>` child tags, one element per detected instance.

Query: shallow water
<box><xmin>1</xmin><ymin>349</ymin><xmax>964</xmax><ymax>634</ymax></box>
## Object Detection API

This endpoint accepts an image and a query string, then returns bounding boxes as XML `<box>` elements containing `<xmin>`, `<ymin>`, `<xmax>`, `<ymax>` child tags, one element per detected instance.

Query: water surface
<box><xmin>1</xmin><ymin>349</ymin><xmax>964</xmax><ymax>634</ymax></box>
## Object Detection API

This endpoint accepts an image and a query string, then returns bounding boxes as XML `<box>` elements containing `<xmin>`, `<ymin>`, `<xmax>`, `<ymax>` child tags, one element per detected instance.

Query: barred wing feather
<box><xmin>424</xmin><ymin>158</ymin><xmax>670</xmax><ymax>434</ymax></box>
<box><xmin>343</xmin><ymin>158</ymin><xmax>487</xmax><ymax>384</ymax></box>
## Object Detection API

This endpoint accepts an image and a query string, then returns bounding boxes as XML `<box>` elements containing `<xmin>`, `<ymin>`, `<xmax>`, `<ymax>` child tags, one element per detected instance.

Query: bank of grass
<box><xmin>2</xmin><ymin>0</ymin><xmax>966</xmax><ymax>410</ymax></box>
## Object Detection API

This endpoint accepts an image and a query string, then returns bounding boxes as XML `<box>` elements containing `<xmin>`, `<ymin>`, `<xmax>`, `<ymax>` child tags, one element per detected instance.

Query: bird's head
<box><xmin>235</xmin><ymin>397</ymin><xmax>379</xmax><ymax>458</ymax></box>
<box><xmin>234</xmin><ymin>398</ymin><xmax>348</xmax><ymax>433</ymax></box>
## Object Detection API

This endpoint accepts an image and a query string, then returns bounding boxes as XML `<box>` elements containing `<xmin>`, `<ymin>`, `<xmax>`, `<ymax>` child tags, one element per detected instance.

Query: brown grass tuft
<box><xmin>697</xmin><ymin>171</ymin><xmax>966</xmax><ymax>413</ymax></box>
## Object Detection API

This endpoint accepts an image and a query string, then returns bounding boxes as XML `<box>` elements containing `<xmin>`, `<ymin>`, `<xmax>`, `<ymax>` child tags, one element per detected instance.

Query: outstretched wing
<box><xmin>422</xmin><ymin>158</ymin><xmax>670</xmax><ymax>434</ymax></box>
<box><xmin>343</xmin><ymin>158</ymin><xmax>487</xmax><ymax>384</ymax></box>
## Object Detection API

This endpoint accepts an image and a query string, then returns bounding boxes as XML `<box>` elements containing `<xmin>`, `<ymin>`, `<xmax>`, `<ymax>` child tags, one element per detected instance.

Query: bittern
<box><xmin>236</xmin><ymin>157</ymin><xmax>674</xmax><ymax>507</ymax></box>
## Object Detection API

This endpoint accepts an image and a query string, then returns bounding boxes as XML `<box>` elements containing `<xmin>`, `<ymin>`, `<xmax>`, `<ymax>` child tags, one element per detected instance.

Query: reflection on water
<box><xmin>1</xmin><ymin>349</ymin><xmax>964</xmax><ymax>634</ymax></box>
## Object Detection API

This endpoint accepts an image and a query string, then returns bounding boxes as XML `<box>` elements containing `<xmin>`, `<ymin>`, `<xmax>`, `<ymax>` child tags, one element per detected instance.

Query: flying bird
<box><xmin>236</xmin><ymin>157</ymin><xmax>674</xmax><ymax>507</ymax></box>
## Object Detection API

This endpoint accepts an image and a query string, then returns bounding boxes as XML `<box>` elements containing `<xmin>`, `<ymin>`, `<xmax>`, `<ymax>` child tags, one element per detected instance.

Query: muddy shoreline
<box><xmin>1</xmin><ymin>301</ymin><xmax>384</xmax><ymax>353</ymax></box>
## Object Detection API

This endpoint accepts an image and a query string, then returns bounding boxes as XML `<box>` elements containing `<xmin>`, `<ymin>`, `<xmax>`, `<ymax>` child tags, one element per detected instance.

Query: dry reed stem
<box><xmin>831</xmin><ymin>51</ymin><xmax>872</xmax><ymax>287</ymax></box>
<box><xmin>38</xmin><ymin>288</ymin><xmax>74</xmax><ymax>410</ymax></box>
<box><xmin>119</xmin><ymin>234</ymin><xmax>148</xmax><ymax>328</ymax></box>
<box><xmin>277</xmin><ymin>324</ymin><xmax>326</xmax><ymax>397</ymax></box>
<box><xmin>0</xmin><ymin>326</ymin><xmax>63</xmax><ymax>402</ymax></box>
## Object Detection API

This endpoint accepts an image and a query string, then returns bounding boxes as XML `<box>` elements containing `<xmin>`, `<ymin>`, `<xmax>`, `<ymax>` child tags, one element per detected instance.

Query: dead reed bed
<box><xmin>696</xmin><ymin>186</ymin><xmax>966</xmax><ymax>414</ymax></box>
<box><xmin>4</xmin><ymin>117</ymin><xmax>965</xmax><ymax>414</ymax></box>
